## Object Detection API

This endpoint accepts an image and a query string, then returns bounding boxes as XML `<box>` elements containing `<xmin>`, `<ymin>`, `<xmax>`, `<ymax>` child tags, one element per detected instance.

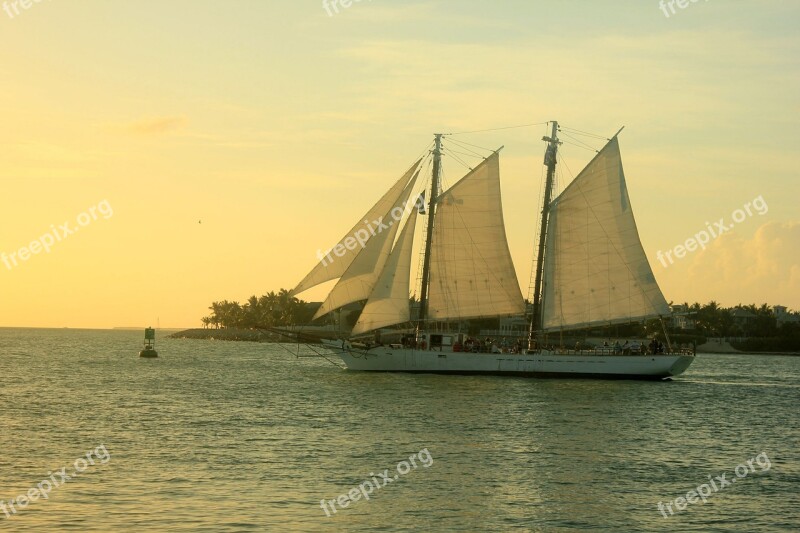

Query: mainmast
<box><xmin>528</xmin><ymin>121</ymin><xmax>560</xmax><ymax>350</ymax></box>
<box><xmin>417</xmin><ymin>133</ymin><xmax>443</xmax><ymax>326</ymax></box>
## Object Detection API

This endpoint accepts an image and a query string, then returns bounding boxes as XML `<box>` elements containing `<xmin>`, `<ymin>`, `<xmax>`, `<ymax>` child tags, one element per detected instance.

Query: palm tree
<box><xmin>203</xmin><ymin>289</ymin><xmax>315</xmax><ymax>330</ymax></box>
<box><xmin>208</xmin><ymin>302</ymin><xmax>223</xmax><ymax>329</ymax></box>
<box><xmin>244</xmin><ymin>295</ymin><xmax>260</xmax><ymax>328</ymax></box>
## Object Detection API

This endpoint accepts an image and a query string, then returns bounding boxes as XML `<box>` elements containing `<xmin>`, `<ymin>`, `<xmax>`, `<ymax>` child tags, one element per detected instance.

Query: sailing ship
<box><xmin>291</xmin><ymin>122</ymin><xmax>694</xmax><ymax>379</ymax></box>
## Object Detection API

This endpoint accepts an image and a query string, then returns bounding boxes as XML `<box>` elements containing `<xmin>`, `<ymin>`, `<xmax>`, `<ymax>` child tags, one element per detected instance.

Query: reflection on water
<box><xmin>0</xmin><ymin>329</ymin><xmax>797</xmax><ymax>531</ymax></box>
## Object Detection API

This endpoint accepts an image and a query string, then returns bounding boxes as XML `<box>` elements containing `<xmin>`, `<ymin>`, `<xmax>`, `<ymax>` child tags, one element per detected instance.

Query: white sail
<box><xmin>313</xmin><ymin>174</ymin><xmax>418</xmax><ymax>319</ymax></box>
<box><xmin>291</xmin><ymin>159</ymin><xmax>421</xmax><ymax>296</ymax></box>
<box><xmin>427</xmin><ymin>152</ymin><xmax>526</xmax><ymax>320</ymax></box>
<box><xmin>351</xmin><ymin>212</ymin><xmax>418</xmax><ymax>335</ymax></box>
<box><xmin>541</xmin><ymin>137</ymin><xmax>669</xmax><ymax>331</ymax></box>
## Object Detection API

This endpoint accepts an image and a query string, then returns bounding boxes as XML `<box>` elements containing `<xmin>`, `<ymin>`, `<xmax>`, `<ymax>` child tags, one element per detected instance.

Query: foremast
<box><xmin>528</xmin><ymin>121</ymin><xmax>560</xmax><ymax>351</ymax></box>
<box><xmin>417</xmin><ymin>134</ymin><xmax>442</xmax><ymax>329</ymax></box>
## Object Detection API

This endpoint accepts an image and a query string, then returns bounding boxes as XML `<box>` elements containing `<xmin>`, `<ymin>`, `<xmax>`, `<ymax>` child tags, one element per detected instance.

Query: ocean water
<box><xmin>0</xmin><ymin>328</ymin><xmax>797</xmax><ymax>532</ymax></box>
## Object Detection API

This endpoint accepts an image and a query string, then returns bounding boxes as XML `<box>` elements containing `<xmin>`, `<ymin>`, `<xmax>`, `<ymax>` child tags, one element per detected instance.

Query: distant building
<box><xmin>479</xmin><ymin>316</ymin><xmax>529</xmax><ymax>338</ymax></box>
<box><xmin>502</xmin><ymin>316</ymin><xmax>528</xmax><ymax>333</ymax></box>
<box><xmin>669</xmin><ymin>304</ymin><xmax>695</xmax><ymax>330</ymax></box>
<box><xmin>729</xmin><ymin>307</ymin><xmax>756</xmax><ymax>334</ymax></box>
<box><xmin>774</xmin><ymin>305</ymin><xmax>800</xmax><ymax>327</ymax></box>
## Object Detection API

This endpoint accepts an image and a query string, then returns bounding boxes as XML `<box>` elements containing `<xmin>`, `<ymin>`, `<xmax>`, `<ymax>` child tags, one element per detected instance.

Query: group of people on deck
<box><xmin>600</xmin><ymin>339</ymin><xmax>666</xmax><ymax>355</ymax></box>
<box><xmin>454</xmin><ymin>337</ymin><xmax>496</xmax><ymax>353</ymax></box>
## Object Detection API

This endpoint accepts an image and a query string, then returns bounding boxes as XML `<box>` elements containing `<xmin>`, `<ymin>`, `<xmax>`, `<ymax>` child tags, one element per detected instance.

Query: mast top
<box><xmin>543</xmin><ymin>121</ymin><xmax>561</xmax><ymax>145</ymax></box>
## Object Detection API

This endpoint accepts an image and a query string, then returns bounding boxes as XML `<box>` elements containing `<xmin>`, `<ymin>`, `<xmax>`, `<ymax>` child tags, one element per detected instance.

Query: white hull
<box><xmin>322</xmin><ymin>341</ymin><xmax>694</xmax><ymax>380</ymax></box>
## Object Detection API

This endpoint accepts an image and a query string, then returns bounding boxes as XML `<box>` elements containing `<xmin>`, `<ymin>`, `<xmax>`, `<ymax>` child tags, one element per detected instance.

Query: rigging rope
<box><xmin>559</xmin><ymin>125</ymin><xmax>611</xmax><ymax>141</ymax></box>
<box><xmin>444</xmin><ymin>121</ymin><xmax>549</xmax><ymax>136</ymax></box>
<box><xmin>445</xmin><ymin>150</ymin><xmax>474</xmax><ymax>172</ymax></box>
<box><xmin>560</xmin><ymin>139</ymin><xmax>600</xmax><ymax>153</ymax></box>
<box><xmin>446</xmin><ymin>136</ymin><xmax>495</xmax><ymax>155</ymax></box>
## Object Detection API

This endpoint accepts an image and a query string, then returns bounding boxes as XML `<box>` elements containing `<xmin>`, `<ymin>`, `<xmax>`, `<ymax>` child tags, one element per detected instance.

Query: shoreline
<box><xmin>170</xmin><ymin>329</ymin><xmax>799</xmax><ymax>355</ymax></box>
<box><xmin>697</xmin><ymin>351</ymin><xmax>800</xmax><ymax>357</ymax></box>
<box><xmin>169</xmin><ymin>328</ymin><xmax>326</xmax><ymax>343</ymax></box>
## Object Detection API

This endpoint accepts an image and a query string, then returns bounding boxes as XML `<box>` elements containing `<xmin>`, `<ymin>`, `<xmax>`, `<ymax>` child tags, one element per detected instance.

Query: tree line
<box><xmin>201</xmin><ymin>289</ymin><xmax>318</xmax><ymax>330</ymax></box>
<box><xmin>677</xmin><ymin>301</ymin><xmax>800</xmax><ymax>351</ymax></box>
<box><xmin>676</xmin><ymin>301</ymin><xmax>797</xmax><ymax>338</ymax></box>
<box><xmin>200</xmin><ymin>294</ymin><xmax>800</xmax><ymax>350</ymax></box>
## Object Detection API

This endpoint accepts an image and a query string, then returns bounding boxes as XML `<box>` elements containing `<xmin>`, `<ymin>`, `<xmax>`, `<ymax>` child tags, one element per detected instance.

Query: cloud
<box><xmin>660</xmin><ymin>221</ymin><xmax>800</xmax><ymax>308</ymax></box>
<box><xmin>124</xmin><ymin>116</ymin><xmax>188</xmax><ymax>136</ymax></box>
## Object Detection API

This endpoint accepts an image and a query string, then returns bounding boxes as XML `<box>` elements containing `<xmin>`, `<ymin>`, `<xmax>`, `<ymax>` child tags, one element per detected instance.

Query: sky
<box><xmin>1</xmin><ymin>0</ymin><xmax>798</xmax><ymax>328</ymax></box>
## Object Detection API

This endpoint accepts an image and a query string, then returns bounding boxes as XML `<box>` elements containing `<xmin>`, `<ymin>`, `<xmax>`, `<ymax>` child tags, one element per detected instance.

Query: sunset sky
<box><xmin>1</xmin><ymin>1</ymin><xmax>798</xmax><ymax>328</ymax></box>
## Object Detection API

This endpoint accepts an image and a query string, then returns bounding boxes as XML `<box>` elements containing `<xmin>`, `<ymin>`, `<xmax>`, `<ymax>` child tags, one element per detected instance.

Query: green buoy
<box><xmin>139</xmin><ymin>327</ymin><xmax>158</xmax><ymax>358</ymax></box>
